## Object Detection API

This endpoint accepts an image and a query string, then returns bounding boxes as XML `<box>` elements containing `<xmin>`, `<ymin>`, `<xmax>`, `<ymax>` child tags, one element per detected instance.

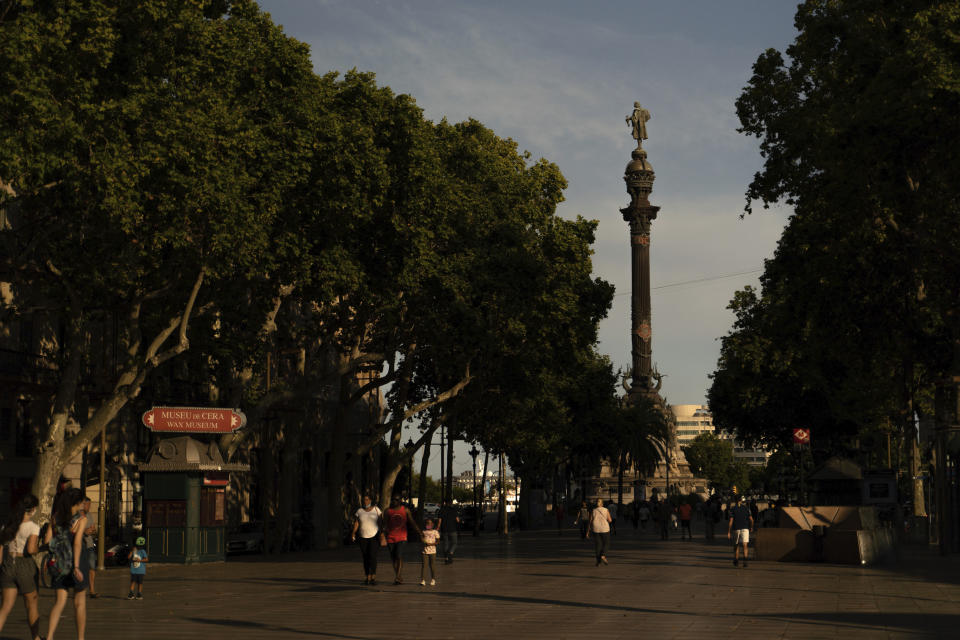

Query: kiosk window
<box><xmin>200</xmin><ymin>487</ymin><xmax>226</xmax><ymax>526</ymax></box>
<box><xmin>147</xmin><ymin>500</ymin><xmax>187</xmax><ymax>526</ymax></box>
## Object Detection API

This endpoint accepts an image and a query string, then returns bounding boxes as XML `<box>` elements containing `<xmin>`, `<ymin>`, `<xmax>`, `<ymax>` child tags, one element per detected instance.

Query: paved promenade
<box><xmin>3</xmin><ymin>525</ymin><xmax>959</xmax><ymax>639</ymax></box>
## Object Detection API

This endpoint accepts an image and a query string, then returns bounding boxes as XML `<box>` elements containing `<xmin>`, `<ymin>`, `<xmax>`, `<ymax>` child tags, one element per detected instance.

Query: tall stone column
<box><xmin>619</xmin><ymin>103</ymin><xmax>696</xmax><ymax>498</ymax></box>
<box><xmin>621</xmin><ymin>104</ymin><xmax>661</xmax><ymax>400</ymax></box>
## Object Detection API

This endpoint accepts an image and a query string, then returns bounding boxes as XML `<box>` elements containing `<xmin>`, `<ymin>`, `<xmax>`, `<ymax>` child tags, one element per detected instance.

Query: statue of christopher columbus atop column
<box><xmin>626</xmin><ymin>102</ymin><xmax>651</xmax><ymax>147</ymax></box>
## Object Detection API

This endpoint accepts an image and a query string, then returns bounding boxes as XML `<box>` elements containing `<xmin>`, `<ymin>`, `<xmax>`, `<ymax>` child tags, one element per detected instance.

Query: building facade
<box><xmin>671</xmin><ymin>403</ymin><xmax>770</xmax><ymax>468</ymax></box>
<box><xmin>672</xmin><ymin>404</ymin><xmax>716</xmax><ymax>447</ymax></box>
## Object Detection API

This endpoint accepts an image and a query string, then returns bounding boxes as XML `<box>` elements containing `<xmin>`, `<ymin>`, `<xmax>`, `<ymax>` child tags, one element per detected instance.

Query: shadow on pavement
<box><xmin>752</xmin><ymin>611</ymin><xmax>960</xmax><ymax>633</ymax></box>
<box><xmin>183</xmin><ymin>617</ymin><xmax>370</xmax><ymax>638</ymax></box>
<box><xmin>887</xmin><ymin>544</ymin><xmax>960</xmax><ymax>587</ymax></box>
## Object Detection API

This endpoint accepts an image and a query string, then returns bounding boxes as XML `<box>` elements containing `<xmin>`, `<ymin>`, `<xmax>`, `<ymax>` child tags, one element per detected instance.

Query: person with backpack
<box><xmin>44</xmin><ymin>488</ymin><xmax>89</xmax><ymax>640</ymax></box>
<box><xmin>0</xmin><ymin>493</ymin><xmax>43</xmax><ymax>640</ymax></box>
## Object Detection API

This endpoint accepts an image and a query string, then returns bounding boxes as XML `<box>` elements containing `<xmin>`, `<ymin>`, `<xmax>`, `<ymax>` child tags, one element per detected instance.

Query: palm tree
<box><xmin>616</xmin><ymin>395</ymin><xmax>671</xmax><ymax>507</ymax></box>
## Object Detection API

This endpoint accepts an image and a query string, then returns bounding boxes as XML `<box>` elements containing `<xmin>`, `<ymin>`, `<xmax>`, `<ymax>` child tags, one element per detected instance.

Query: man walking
<box><xmin>437</xmin><ymin>500</ymin><xmax>459</xmax><ymax>564</ymax></box>
<box><xmin>657</xmin><ymin>499</ymin><xmax>672</xmax><ymax>540</ymax></box>
<box><xmin>704</xmin><ymin>498</ymin><xmax>717</xmax><ymax>540</ymax></box>
<box><xmin>727</xmin><ymin>495</ymin><xmax>754</xmax><ymax>567</ymax></box>
<box><xmin>678</xmin><ymin>501</ymin><xmax>692</xmax><ymax>540</ymax></box>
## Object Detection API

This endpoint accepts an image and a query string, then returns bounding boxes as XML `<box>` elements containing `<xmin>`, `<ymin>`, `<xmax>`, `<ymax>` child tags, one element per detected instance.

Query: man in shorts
<box><xmin>727</xmin><ymin>495</ymin><xmax>754</xmax><ymax>567</ymax></box>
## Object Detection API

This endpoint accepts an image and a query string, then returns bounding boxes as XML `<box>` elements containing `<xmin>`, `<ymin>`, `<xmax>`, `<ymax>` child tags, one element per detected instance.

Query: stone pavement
<box><xmin>3</xmin><ymin>523</ymin><xmax>960</xmax><ymax>640</ymax></box>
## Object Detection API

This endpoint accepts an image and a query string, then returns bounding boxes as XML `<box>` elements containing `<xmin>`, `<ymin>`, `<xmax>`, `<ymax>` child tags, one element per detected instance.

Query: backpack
<box><xmin>47</xmin><ymin>525</ymin><xmax>74</xmax><ymax>579</ymax></box>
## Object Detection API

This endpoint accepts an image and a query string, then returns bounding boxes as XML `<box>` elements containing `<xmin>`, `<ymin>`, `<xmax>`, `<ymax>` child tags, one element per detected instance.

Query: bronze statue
<box><xmin>626</xmin><ymin>102</ymin><xmax>651</xmax><ymax>147</ymax></box>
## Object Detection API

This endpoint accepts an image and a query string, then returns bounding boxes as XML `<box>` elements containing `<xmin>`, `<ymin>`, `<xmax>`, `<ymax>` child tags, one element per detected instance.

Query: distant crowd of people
<box><xmin>559</xmin><ymin>493</ymin><xmax>775</xmax><ymax>567</ymax></box>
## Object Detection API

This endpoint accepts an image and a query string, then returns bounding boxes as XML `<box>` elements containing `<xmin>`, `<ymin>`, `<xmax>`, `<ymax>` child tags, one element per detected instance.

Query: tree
<box><xmin>0</xmin><ymin>0</ymin><xmax>321</xmax><ymax>516</ymax></box>
<box><xmin>712</xmin><ymin>1</ymin><xmax>960</xmax><ymax>516</ymax></box>
<box><xmin>683</xmin><ymin>433</ymin><xmax>738</xmax><ymax>491</ymax></box>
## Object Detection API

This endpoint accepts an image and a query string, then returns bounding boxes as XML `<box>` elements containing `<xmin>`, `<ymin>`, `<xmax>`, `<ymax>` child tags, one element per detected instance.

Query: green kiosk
<box><xmin>138</xmin><ymin>407</ymin><xmax>248</xmax><ymax>563</ymax></box>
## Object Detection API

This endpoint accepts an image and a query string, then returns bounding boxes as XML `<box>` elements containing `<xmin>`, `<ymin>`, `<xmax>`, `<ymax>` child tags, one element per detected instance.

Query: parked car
<box><xmin>422</xmin><ymin>503</ymin><xmax>441</xmax><ymax>517</ymax></box>
<box><xmin>104</xmin><ymin>542</ymin><xmax>132</xmax><ymax>566</ymax></box>
<box><xmin>227</xmin><ymin>522</ymin><xmax>265</xmax><ymax>555</ymax></box>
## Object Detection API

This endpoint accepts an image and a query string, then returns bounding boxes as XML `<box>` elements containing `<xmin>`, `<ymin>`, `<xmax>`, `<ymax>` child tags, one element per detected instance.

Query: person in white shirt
<box><xmin>0</xmin><ymin>493</ymin><xmax>42</xmax><ymax>640</ymax></box>
<box><xmin>350</xmin><ymin>495</ymin><xmax>383</xmax><ymax>585</ymax></box>
<box><xmin>586</xmin><ymin>498</ymin><xmax>613</xmax><ymax>566</ymax></box>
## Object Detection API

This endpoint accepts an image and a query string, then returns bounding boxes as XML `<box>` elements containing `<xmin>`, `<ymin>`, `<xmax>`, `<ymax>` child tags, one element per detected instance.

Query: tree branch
<box><xmin>221</xmin><ymin>387</ymin><xmax>299</xmax><ymax>460</ymax></box>
<box><xmin>401</xmin><ymin>364</ymin><xmax>473</xmax><ymax>422</ymax></box>
<box><xmin>64</xmin><ymin>272</ymin><xmax>207</xmax><ymax>462</ymax></box>
<box><xmin>346</xmin><ymin>369</ymin><xmax>396</xmax><ymax>406</ymax></box>
<box><xmin>353</xmin><ymin>364</ymin><xmax>473</xmax><ymax>456</ymax></box>
<box><xmin>337</xmin><ymin>351</ymin><xmax>386</xmax><ymax>376</ymax></box>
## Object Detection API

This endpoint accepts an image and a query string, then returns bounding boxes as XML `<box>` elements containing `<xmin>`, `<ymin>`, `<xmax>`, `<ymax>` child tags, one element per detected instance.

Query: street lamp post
<box><xmin>469</xmin><ymin>445</ymin><xmax>480</xmax><ymax>536</ymax></box>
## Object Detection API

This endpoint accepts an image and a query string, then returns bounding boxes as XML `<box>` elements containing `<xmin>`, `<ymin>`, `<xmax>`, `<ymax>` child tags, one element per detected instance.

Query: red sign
<box><xmin>141</xmin><ymin>407</ymin><xmax>246</xmax><ymax>433</ymax></box>
<box><xmin>793</xmin><ymin>428</ymin><xmax>811</xmax><ymax>445</ymax></box>
<box><xmin>203</xmin><ymin>472</ymin><xmax>229</xmax><ymax>487</ymax></box>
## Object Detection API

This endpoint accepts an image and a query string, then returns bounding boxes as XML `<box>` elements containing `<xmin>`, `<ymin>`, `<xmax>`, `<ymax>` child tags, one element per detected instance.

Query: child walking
<box><xmin>127</xmin><ymin>536</ymin><xmax>148</xmax><ymax>600</ymax></box>
<box><xmin>419</xmin><ymin>518</ymin><xmax>439</xmax><ymax>586</ymax></box>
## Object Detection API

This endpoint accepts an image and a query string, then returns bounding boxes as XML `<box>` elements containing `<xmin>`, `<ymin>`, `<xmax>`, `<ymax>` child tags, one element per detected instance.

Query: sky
<box><xmin>256</xmin><ymin>0</ymin><xmax>801</xmax><ymax>475</ymax></box>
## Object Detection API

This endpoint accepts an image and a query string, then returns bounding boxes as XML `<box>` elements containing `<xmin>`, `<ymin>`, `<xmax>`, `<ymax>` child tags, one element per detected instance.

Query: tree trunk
<box><xmin>903</xmin><ymin>357</ymin><xmax>926</xmax><ymax>522</ymax></box>
<box><xmin>498</xmin><ymin>452</ymin><xmax>508</xmax><ymax>535</ymax></box>
<box><xmin>446</xmin><ymin>429</ymin><xmax>454</xmax><ymax>504</ymax></box>
<box><xmin>276</xmin><ymin>418</ymin><xmax>299</xmax><ymax>552</ymax></box>
<box><xmin>377</xmin><ymin>346</ymin><xmax>416</xmax><ymax>510</ymax></box>
<box><xmin>325</xmin><ymin>369</ymin><xmax>350</xmax><ymax>547</ymax></box>
<box><xmin>32</xmin><ymin>316</ymin><xmax>84</xmax><ymax>522</ymax></box>
<box><xmin>617</xmin><ymin>451</ymin><xmax>625</xmax><ymax>509</ymax></box>
<box><xmin>261</xmin><ymin>431</ymin><xmax>278</xmax><ymax>553</ymax></box>
<box><xmin>379</xmin><ymin>457</ymin><xmax>404</xmax><ymax>510</ymax></box>
<box><xmin>910</xmin><ymin>430</ymin><xmax>926</xmax><ymax>517</ymax></box>
<box><xmin>439</xmin><ymin>424</ymin><xmax>445</xmax><ymax>504</ymax></box>
<box><xmin>417</xmin><ymin>427</ymin><xmax>435</xmax><ymax>521</ymax></box>
<box><xmin>482</xmin><ymin>449</ymin><xmax>489</xmax><ymax>515</ymax></box>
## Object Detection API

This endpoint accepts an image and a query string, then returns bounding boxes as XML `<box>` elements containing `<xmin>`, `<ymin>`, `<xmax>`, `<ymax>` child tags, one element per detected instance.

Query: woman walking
<box><xmin>383</xmin><ymin>495</ymin><xmax>421</xmax><ymax>585</ymax></box>
<box><xmin>0</xmin><ymin>494</ymin><xmax>43</xmax><ymax>640</ymax></box>
<box><xmin>574</xmin><ymin>501</ymin><xmax>590</xmax><ymax>540</ymax></box>
<box><xmin>45</xmin><ymin>488</ymin><xmax>89</xmax><ymax>640</ymax></box>
<box><xmin>586</xmin><ymin>497</ymin><xmax>612</xmax><ymax>566</ymax></box>
<box><xmin>350</xmin><ymin>495</ymin><xmax>383</xmax><ymax>585</ymax></box>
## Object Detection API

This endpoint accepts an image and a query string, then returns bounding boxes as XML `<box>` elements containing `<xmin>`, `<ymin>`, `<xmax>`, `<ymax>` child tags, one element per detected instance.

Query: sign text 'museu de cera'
<box><xmin>141</xmin><ymin>407</ymin><xmax>246</xmax><ymax>433</ymax></box>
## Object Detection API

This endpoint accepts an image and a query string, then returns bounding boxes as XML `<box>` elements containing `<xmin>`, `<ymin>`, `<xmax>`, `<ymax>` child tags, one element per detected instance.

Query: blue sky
<box><xmin>256</xmin><ymin>0</ymin><xmax>800</xmax><ymax>474</ymax></box>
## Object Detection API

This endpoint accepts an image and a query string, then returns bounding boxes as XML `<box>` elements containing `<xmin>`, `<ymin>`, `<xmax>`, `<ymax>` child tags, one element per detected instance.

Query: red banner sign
<box><xmin>793</xmin><ymin>428</ymin><xmax>811</xmax><ymax>445</ymax></box>
<box><xmin>203</xmin><ymin>472</ymin><xmax>229</xmax><ymax>487</ymax></box>
<box><xmin>141</xmin><ymin>407</ymin><xmax>246</xmax><ymax>433</ymax></box>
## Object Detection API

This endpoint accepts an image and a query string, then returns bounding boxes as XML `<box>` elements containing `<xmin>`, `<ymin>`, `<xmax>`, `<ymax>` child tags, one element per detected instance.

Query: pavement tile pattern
<box><xmin>3</xmin><ymin>524</ymin><xmax>959</xmax><ymax>639</ymax></box>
